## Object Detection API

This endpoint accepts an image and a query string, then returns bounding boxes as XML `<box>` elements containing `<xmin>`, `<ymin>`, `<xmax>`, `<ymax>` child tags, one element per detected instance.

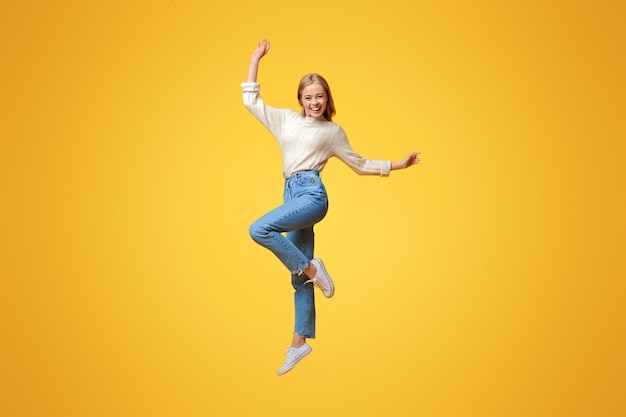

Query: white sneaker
<box><xmin>277</xmin><ymin>343</ymin><xmax>312</xmax><ymax>376</ymax></box>
<box><xmin>305</xmin><ymin>258</ymin><xmax>334</xmax><ymax>298</ymax></box>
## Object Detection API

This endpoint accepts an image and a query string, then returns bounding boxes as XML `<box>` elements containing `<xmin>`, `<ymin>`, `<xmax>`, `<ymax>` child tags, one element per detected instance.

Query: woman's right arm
<box><xmin>246</xmin><ymin>39</ymin><xmax>270</xmax><ymax>82</ymax></box>
<box><xmin>242</xmin><ymin>39</ymin><xmax>287</xmax><ymax>137</ymax></box>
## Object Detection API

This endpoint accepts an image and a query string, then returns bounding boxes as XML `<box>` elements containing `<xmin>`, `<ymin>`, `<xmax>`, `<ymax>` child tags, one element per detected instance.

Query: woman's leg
<box><xmin>250</xmin><ymin>172</ymin><xmax>334</xmax><ymax>375</ymax></box>
<box><xmin>249</xmin><ymin>178</ymin><xmax>327</xmax><ymax>275</ymax></box>
<box><xmin>287</xmin><ymin>226</ymin><xmax>316</xmax><ymax>341</ymax></box>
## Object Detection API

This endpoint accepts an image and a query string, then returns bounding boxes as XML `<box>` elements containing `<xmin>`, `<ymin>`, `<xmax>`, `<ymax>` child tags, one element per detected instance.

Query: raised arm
<box><xmin>391</xmin><ymin>152</ymin><xmax>421</xmax><ymax>170</ymax></box>
<box><xmin>246</xmin><ymin>39</ymin><xmax>271</xmax><ymax>83</ymax></box>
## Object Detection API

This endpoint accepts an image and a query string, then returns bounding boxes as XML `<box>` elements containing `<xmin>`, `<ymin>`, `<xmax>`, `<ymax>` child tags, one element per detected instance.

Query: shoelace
<box><xmin>282</xmin><ymin>346</ymin><xmax>303</xmax><ymax>362</ymax></box>
<box><xmin>304</xmin><ymin>277</ymin><xmax>329</xmax><ymax>292</ymax></box>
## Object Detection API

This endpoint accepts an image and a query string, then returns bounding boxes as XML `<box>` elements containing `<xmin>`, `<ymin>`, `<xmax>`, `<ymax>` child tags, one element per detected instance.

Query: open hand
<box><xmin>252</xmin><ymin>39</ymin><xmax>270</xmax><ymax>61</ymax></box>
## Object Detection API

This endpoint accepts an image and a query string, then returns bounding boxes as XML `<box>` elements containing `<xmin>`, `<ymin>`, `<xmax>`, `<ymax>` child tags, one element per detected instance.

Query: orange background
<box><xmin>1</xmin><ymin>1</ymin><xmax>624</xmax><ymax>416</ymax></box>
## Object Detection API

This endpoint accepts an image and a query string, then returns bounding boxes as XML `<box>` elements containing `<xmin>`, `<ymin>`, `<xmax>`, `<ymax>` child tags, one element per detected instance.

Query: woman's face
<box><xmin>300</xmin><ymin>83</ymin><xmax>328</xmax><ymax>119</ymax></box>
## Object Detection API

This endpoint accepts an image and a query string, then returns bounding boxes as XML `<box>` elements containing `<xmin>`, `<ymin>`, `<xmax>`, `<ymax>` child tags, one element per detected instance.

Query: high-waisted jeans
<box><xmin>249</xmin><ymin>170</ymin><xmax>329</xmax><ymax>339</ymax></box>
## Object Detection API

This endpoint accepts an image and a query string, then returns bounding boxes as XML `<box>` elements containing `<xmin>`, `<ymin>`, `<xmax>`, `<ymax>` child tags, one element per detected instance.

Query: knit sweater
<box><xmin>241</xmin><ymin>82</ymin><xmax>391</xmax><ymax>178</ymax></box>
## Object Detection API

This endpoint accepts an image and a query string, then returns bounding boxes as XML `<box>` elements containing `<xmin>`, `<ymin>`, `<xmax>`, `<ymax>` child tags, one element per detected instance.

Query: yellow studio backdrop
<box><xmin>1</xmin><ymin>1</ymin><xmax>624</xmax><ymax>416</ymax></box>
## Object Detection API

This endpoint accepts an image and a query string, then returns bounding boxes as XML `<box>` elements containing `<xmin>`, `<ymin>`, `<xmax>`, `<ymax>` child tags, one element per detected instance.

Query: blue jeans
<box><xmin>249</xmin><ymin>170</ymin><xmax>329</xmax><ymax>339</ymax></box>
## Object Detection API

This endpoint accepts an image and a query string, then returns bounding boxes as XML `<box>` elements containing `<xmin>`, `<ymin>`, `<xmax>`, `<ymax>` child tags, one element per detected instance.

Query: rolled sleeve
<box><xmin>380</xmin><ymin>160</ymin><xmax>391</xmax><ymax>176</ymax></box>
<box><xmin>241</xmin><ymin>82</ymin><xmax>260</xmax><ymax>92</ymax></box>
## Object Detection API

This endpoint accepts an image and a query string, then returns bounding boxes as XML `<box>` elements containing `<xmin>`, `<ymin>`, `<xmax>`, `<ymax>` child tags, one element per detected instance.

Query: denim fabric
<box><xmin>249</xmin><ymin>170</ymin><xmax>328</xmax><ymax>338</ymax></box>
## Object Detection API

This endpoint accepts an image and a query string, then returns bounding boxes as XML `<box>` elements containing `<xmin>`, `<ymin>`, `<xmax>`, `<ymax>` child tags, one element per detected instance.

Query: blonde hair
<box><xmin>297</xmin><ymin>73</ymin><xmax>336</xmax><ymax>121</ymax></box>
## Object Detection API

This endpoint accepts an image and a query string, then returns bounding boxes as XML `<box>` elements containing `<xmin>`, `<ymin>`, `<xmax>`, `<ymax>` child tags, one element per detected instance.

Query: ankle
<box><xmin>303</xmin><ymin>262</ymin><xmax>316</xmax><ymax>279</ymax></box>
<box><xmin>291</xmin><ymin>334</ymin><xmax>306</xmax><ymax>348</ymax></box>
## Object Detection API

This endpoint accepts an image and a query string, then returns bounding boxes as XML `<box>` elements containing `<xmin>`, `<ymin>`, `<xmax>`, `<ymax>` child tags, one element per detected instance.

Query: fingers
<box><xmin>253</xmin><ymin>39</ymin><xmax>271</xmax><ymax>59</ymax></box>
<box><xmin>255</xmin><ymin>39</ymin><xmax>271</xmax><ymax>56</ymax></box>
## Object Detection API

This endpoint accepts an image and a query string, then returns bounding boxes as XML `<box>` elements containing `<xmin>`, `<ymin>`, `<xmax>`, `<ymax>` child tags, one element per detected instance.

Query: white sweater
<box><xmin>241</xmin><ymin>82</ymin><xmax>391</xmax><ymax>178</ymax></box>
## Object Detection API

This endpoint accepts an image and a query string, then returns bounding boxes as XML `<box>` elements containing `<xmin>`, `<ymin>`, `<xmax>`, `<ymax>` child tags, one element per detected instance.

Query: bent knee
<box><xmin>249</xmin><ymin>222</ymin><xmax>267</xmax><ymax>243</ymax></box>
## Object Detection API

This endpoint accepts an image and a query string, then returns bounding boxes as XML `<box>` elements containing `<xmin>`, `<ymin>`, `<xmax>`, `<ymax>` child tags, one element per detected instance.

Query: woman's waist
<box><xmin>284</xmin><ymin>170</ymin><xmax>327</xmax><ymax>192</ymax></box>
<box><xmin>286</xmin><ymin>169</ymin><xmax>320</xmax><ymax>180</ymax></box>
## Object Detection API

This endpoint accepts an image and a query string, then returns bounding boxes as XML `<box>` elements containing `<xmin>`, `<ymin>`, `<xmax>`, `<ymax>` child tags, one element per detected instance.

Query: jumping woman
<box><xmin>241</xmin><ymin>39</ymin><xmax>420</xmax><ymax>375</ymax></box>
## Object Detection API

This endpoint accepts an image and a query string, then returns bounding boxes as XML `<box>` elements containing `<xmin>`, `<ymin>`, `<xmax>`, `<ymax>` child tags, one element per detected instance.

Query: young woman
<box><xmin>242</xmin><ymin>39</ymin><xmax>420</xmax><ymax>375</ymax></box>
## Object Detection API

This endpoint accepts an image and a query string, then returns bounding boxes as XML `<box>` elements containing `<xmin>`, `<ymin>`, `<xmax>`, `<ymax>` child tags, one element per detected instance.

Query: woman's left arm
<box><xmin>246</xmin><ymin>39</ymin><xmax>270</xmax><ymax>83</ymax></box>
<box><xmin>391</xmin><ymin>152</ymin><xmax>421</xmax><ymax>170</ymax></box>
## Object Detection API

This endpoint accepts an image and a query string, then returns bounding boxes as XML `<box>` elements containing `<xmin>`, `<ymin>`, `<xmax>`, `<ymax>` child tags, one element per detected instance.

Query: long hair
<box><xmin>297</xmin><ymin>73</ymin><xmax>336</xmax><ymax>121</ymax></box>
